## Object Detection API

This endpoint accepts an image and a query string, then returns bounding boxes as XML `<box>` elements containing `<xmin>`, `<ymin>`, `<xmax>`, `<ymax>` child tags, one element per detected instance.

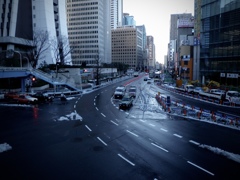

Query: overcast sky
<box><xmin>123</xmin><ymin>0</ymin><xmax>194</xmax><ymax>64</ymax></box>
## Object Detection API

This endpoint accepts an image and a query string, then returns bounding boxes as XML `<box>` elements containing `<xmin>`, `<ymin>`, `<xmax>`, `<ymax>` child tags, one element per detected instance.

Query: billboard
<box><xmin>177</xmin><ymin>18</ymin><xmax>194</xmax><ymax>28</ymax></box>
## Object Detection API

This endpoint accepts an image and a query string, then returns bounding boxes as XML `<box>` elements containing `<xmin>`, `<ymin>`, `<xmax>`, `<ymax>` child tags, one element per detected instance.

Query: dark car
<box><xmin>119</xmin><ymin>95</ymin><xmax>133</xmax><ymax>110</ymax></box>
<box><xmin>30</xmin><ymin>92</ymin><xmax>54</xmax><ymax>102</ymax></box>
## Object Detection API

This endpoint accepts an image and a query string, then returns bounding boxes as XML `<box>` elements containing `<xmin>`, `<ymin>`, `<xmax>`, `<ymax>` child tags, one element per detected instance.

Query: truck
<box><xmin>174</xmin><ymin>84</ymin><xmax>194</xmax><ymax>93</ymax></box>
<box><xmin>199</xmin><ymin>89</ymin><xmax>225</xmax><ymax>101</ymax></box>
<box><xmin>225</xmin><ymin>91</ymin><xmax>240</xmax><ymax>105</ymax></box>
<box><xmin>133</xmin><ymin>71</ymin><xmax>139</xmax><ymax>77</ymax></box>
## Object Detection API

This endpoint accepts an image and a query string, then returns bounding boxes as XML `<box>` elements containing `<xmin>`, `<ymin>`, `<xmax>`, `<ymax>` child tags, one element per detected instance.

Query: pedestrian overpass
<box><xmin>0</xmin><ymin>67</ymin><xmax>81</xmax><ymax>93</ymax></box>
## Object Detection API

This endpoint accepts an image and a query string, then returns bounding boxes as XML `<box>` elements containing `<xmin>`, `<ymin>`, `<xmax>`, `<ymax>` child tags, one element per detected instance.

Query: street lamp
<box><xmin>5</xmin><ymin>49</ymin><xmax>22</xmax><ymax>68</ymax></box>
<box><xmin>23</xmin><ymin>56</ymin><xmax>30</xmax><ymax>69</ymax></box>
<box><xmin>13</xmin><ymin>50</ymin><xmax>22</xmax><ymax>69</ymax></box>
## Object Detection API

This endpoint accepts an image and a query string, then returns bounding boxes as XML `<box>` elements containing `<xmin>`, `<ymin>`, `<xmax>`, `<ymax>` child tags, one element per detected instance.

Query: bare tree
<box><xmin>25</xmin><ymin>30</ymin><xmax>50</xmax><ymax>68</ymax></box>
<box><xmin>51</xmin><ymin>35</ymin><xmax>73</xmax><ymax>65</ymax></box>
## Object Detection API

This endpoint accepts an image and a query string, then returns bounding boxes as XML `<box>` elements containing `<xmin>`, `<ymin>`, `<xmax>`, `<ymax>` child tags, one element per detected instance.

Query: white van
<box><xmin>184</xmin><ymin>84</ymin><xmax>194</xmax><ymax>93</ymax></box>
<box><xmin>114</xmin><ymin>86</ymin><xmax>126</xmax><ymax>99</ymax></box>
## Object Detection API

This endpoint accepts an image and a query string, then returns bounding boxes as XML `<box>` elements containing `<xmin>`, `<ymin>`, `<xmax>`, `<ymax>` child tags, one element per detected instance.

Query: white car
<box><xmin>193</xmin><ymin>87</ymin><xmax>203</xmax><ymax>94</ymax></box>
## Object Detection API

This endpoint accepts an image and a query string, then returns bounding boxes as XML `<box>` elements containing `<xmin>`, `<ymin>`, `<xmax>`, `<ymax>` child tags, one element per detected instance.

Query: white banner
<box><xmin>227</xmin><ymin>73</ymin><xmax>239</xmax><ymax>78</ymax></box>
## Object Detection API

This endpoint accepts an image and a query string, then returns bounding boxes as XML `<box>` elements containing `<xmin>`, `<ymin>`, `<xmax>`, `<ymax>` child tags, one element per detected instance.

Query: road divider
<box><xmin>155</xmin><ymin>94</ymin><xmax>240</xmax><ymax>129</ymax></box>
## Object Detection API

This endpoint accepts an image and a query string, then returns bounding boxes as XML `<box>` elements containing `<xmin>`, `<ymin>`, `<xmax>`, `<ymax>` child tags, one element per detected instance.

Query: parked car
<box><xmin>119</xmin><ymin>94</ymin><xmax>133</xmax><ymax>110</ymax></box>
<box><xmin>30</xmin><ymin>92</ymin><xmax>54</xmax><ymax>102</ymax></box>
<box><xmin>4</xmin><ymin>92</ymin><xmax>19</xmax><ymax>100</ymax></box>
<box><xmin>14</xmin><ymin>94</ymin><xmax>38</xmax><ymax>104</ymax></box>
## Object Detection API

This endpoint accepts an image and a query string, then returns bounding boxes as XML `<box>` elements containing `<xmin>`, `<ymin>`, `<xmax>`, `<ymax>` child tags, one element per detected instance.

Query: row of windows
<box><xmin>112</xmin><ymin>31</ymin><xmax>136</xmax><ymax>34</ymax></box>
<box><xmin>70</xmin><ymin>7</ymin><xmax>98</xmax><ymax>12</ymax></box>
<box><xmin>68</xmin><ymin>26</ymin><xmax>98</xmax><ymax>30</ymax></box>
<box><xmin>68</xmin><ymin>30</ymin><xmax>98</xmax><ymax>35</ymax></box>
<box><xmin>112</xmin><ymin>44</ymin><xmax>136</xmax><ymax>47</ymax></box>
<box><xmin>72</xmin><ymin>49</ymin><xmax>98</xmax><ymax>54</ymax></box>
<box><xmin>71</xmin><ymin>2</ymin><xmax>98</xmax><ymax>7</ymax></box>
<box><xmin>68</xmin><ymin>21</ymin><xmax>98</xmax><ymax>26</ymax></box>
<box><xmin>69</xmin><ymin>16</ymin><xmax>98</xmax><ymax>21</ymax></box>
<box><xmin>67</xmin><ymin>11</ymin><xmax>98</xmax><ymax>16</ymax></box>
<box><xmin>112</xmin><ymin>49</ymin><xmax>136</xmax><ymax>52</ymax></box>
<box><xmin>71</xmin><ymin>45</ymin><xmax>98</xmax><ymax>49</ymax></box>
<box><xmin>69</xmin><ymin>35</ymin><xmax>98</xmax><ymax>39</ymax></box>
<box><xmin>70</xmin><ymin>40</ymin><xmax>98</xmax><ymax>44</ymax></box>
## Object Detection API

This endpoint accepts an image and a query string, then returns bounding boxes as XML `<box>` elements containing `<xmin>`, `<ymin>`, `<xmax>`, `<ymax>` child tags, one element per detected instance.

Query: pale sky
<box><xmin>123</xmin><ymin>0</ymin><xmax>194</xmax><ymax>64</ymax></box>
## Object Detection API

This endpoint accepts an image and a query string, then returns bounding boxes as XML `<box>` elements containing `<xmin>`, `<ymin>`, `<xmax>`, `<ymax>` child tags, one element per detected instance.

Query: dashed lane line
<box><xmin>187</xmin><ymin>161</ymin><xmax>214</xmax><ymax>176</ymax></box>
<box><xmin>118</xmin><ymin>154</ymin><xmax>135</xmax><ymax>166</ymax></box>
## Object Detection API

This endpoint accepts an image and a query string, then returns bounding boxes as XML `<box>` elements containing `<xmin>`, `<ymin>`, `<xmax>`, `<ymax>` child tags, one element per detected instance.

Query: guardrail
<box><xmin>155</xmin><ymin>94</ymin><xmax>240</xmax><ymax>129</ymax></box>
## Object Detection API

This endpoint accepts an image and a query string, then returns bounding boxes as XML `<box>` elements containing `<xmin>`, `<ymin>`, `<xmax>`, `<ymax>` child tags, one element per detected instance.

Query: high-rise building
<box><xmin>66</xmin><ymin>0</ymin><xmax>111</xmax><ymax>65</ymax></box>
<box><xmin>122</xmin><ymin>13</ymin><xmax>136</xmax><ymax>26</ymax></box>
<box><xmin>199</xmin><ymin>0</ymin><xmax>240</xmax><ymax>86</ymax></box>
<box><xmin>110</xmin><ymin>0</ymin><xmax>123</xmax><ymax>29</ymax></box>
<box><xmin>168</xmin><ymin>13</ymin><xmax>193</xmax><ymax>74</ymax></box>
<box><xmin>147</xmin><ymin>36</ymin><xmax>155</xmax><ymax>69</ymax></box>
<box><xmin>111</xmin><ymin>26</ymin><xmax>143</xmax><ymax>71</ymax></box>
<box><xmin>0</xmin><ymin>0</ymin><xmax>71</xmax><ymax>67</ymax></box>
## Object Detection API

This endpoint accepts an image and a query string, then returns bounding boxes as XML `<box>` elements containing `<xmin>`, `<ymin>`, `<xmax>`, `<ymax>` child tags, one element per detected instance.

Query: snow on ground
<box><xmin>57</xmin><ymin>111</ymin><xmax>82</xmax><ymax>121</ymax></box>
<box><xmin>199</xmin><ymin>144</ymin><xmax>240</xmax><ymax>164</ymax></box>
<box><xmin>0</xmin><ymin>143</ymin><xmax>12</xmax><ymax>153</ymax></box>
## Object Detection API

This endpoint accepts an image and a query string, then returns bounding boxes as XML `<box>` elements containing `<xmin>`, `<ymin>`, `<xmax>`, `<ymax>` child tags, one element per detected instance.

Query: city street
<box><xmin>0</xmin><ymin>76</ymin><xmax>240</xmax><ymax>179</ymax></box>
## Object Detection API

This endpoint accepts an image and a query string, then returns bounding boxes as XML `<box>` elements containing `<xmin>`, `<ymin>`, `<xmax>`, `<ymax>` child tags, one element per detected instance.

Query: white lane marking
<box><xmin>151</xmin><ymin>143</ymin><xmax>169</xmax><ymax>152</ymax></box>
<box><xmin>160</xmin><ymin>128</ymin><xmax>168</xmax><ymax>132</ymax></box>
<box><xmin>187</xmin><ymin>161</ymin><xmax>214</xmax><ymax>176</ymax></box>
<box><xmin>74</xmin><ymin>105</ymin><xmax>76</xmax><ymax>109</ymax></box>
<box><xmin>110</xmin><ymin>120</ymin><xmax>119</xmax><ymax>126</ymax></box>
<box><xmin>85</xmin><ymin>125</ymin><xmax>92</xmax><ymax>132</ymax></box>
<box><xmin>140</xmin><ymin>120</ymin><xmax>146</xmax><ymax>123</ymax></box>
<box><xmin>97</xmin><ymin>137</ymin><xmax>108</xmax><ymax>146</ymax></box>
<box><xmin>189</xmin><ymin>140</ymin><xmax>200</xmax><ymax>146</ymax></box>
<box><xmin>96</xmin><ymin>107</ymin><xmax>99</xmax><ymax>111</ymax></box>
<box><xmin>118</xmin><ymin>154</ymin><xmax>135</xmax><ymax>166</ymax></box>
<box><xmin>173</xmin><ymin>134</ymin><xmax>183</xmax><ymax>138</ymax></box>
<box><xmin>126</xmin><ymin>130</ymin><xmax>138</xmax><ymax>137</ymax></box>
<box><xmin>94</xmin><ymin>102</ymin><xmax>96</xmax><ymax>106</ymax></box>
<box><xmin>149</xmin><ymin>123</ymin><xmax>155</xmax><ymax>127</ymax></box>
<box><xmin>101</xmin><ymin>113</ymin><xmax>106</xmax><ymax>117</ymax></box>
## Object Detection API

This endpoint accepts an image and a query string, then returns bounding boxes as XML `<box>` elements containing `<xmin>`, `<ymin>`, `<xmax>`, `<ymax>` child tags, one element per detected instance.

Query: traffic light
<box><xmin>32</xmin><ymin>76</ymin><xmax>36</xmax><ymax>82</ymax></box>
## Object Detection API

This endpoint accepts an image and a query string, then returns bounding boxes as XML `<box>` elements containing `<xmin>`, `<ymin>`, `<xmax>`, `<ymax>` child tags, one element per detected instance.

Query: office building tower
<box><xmin>122</xmin><ymin>13</ymin><xmax>136</xmax><ymax>26</ymax></box>
<box><xmin>66</xmin><ymin>0</ymin><xmax>111</xmax><ymax>65</ymax></box>
<box><xmin>199</xmin><ymin>0</ymin><xmax>240</xmax><ymax>86</ymax></box>
<box><xmin>0</xmin><ymin>0</ymin><xmax>71</xmax><ymax>67</ymax></box>
<box><xmin>110</xmin><ymin>0</ymin><xmax>123</xmax><ymax>29</ymax></box>
<box><xmin>147</xmin><ymin>36</ymin><xmax>155</xmax><ymax>69</ymax></box>
<box><xmin>112</xmin><ymin>26</ymin><xmax>143</xmax><ymax>71</ymax></box>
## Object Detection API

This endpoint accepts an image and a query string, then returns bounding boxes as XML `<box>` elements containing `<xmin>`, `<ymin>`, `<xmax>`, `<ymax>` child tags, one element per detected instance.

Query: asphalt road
<box><xmin>0</xmin><ymin>76</ymin><xmax>240</xmax><ymax>179</ymax></box>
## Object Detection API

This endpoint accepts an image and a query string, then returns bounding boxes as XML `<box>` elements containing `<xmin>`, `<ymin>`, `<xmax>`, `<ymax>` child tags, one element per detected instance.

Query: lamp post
<box><xmin>23</xmin><ymin>56</ymin><xmax>30</xmax><ymax>69</ymax></box>
<box><xmin>5</xmin><ymin>49</ymin><xmax>22</xmax><ymax>68</ymax></box>
<box><xmin>14</xmin><ymin>50</ymin><xmax>22</xmax><ymax>69</ymax></box>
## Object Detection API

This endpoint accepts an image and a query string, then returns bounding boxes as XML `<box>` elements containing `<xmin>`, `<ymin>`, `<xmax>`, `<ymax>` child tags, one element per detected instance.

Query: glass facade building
<box><xmin>200</xmin><ymin>0</ymin><xmax>240</xmax><ymax>86</ymax></box>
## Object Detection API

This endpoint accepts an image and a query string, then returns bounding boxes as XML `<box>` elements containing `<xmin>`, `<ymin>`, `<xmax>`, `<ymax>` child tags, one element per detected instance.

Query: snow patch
<box><xmin>57</xmin><ymin>111</ymin><xmax>82</xmax><ymax>121</ymax></box>
<box><xmin>199</xmin><ymin>144</ymin><xmax>240</xmax><ymax>164</ymax></box>
<box><xmin>0</xmin><ymin>143</ymin><xmax>12</xmax><ymax>153</ymax></box>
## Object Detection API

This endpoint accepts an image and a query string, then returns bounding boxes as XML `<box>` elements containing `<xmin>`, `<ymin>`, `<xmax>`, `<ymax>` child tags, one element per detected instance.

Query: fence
<box><xmin>155</xmin><ymin>94</ymin><xmax>239</xmax><ymax>128</ymax></box>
